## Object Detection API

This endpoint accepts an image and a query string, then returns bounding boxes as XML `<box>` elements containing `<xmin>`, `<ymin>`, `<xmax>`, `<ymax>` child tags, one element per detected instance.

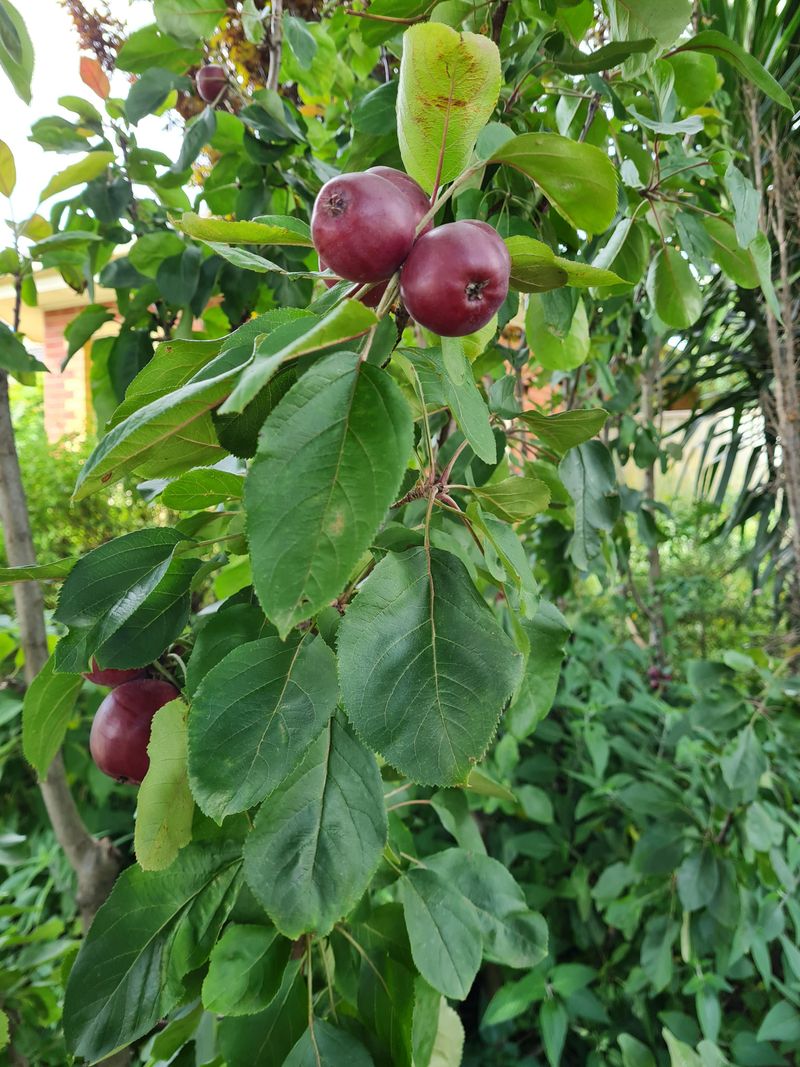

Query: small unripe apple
<box><xmin>196</xmin><ymin>64</ymin><xmax>227</xmax><ymax>103</ymax></box>
<box><xmin>311</xmin><ymin>172</ymin><xmax>417</xmax><ymax>283</ymax></box>
<box><xmin>90</xmin><ymin>679</ymin><xmax>179</xmax><ymax>784</ymax></box>
<box><xmin>83</xmin><ymin>657</ymin><xmax>146</xmax><ymax>688</ymax></box>
<box><xmin>367</xmin><ymin>166</ymin><xmax>433</xmax><ymax>234</ymax></box>
<box><xmin>318</xmin><ymin>255</ymin><xmax>387</xmax><ymax>308</ymax></box>
<box><xmin>400</xmin><ymin>220</ymin><xmax>511</xmax><ymax>337</ymax></box>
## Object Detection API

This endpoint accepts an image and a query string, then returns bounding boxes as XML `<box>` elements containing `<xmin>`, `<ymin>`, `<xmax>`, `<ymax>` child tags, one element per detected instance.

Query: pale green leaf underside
<box><xmin>397</xmin><ymin>22</ymin><xmax>501</xmax><ymax>192</ymax></box>
<box><xmin>135</xmin><ymin>700</ymin><xmax>194</xmax><ymax>871</ymax></box>
<box><xmin>339</xmin><ymin>547</ymin><xmax>524</xmax><ymax>786</ymax></box>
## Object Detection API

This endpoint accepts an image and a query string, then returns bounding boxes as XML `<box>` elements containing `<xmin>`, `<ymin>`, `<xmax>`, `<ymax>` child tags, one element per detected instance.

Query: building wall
<box><xmin>41</xmin><ymin>306</ymin><xmax>93</xmax><ymax>442</ymax></box>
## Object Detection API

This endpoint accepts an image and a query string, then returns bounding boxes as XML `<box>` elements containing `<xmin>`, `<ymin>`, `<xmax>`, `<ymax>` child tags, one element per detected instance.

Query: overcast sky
<box><xmin>3</xmin><ymin>0</ymin><xmax>167</xmax><ymax>243</ymax></box>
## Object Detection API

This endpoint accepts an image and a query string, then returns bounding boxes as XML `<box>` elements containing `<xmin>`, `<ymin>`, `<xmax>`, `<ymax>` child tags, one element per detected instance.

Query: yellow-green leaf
<box><xmin>39</xmin><ymin>152</ymin><xmax>115</xmax><ymax>203</ymax></box>
<box><xmin>135</xmin><ymin>700</ymin><xmax>193</xmax><ymax>872</ymax></box>
<box><xmin>0</xmin><ymin>138</ymin><xmax>15</xmax><ymax>197</ymax></box>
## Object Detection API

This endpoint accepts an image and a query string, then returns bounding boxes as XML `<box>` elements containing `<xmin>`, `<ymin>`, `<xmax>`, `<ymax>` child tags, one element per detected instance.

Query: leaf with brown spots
<box><xmin>397</xmin><ymin>22</ymin><xmax>501</xmax><ymax>193</ymax></box>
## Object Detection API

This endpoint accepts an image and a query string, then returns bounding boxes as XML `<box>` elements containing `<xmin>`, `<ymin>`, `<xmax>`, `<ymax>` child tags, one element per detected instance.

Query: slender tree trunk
<box><xmin>267</xmin><ymin>0</ymin><xmax>283</xmax><ymax>91</ymax></box>
<box><xmin>748</xmin><ymin>94</ymin><xmax>800</xmax><ymax>633</ymax></box>
<box><xmin>641</xmin><ymin>336</ymin><xmax>667</xmax><ymax>666</ymax></box>
<box><xmin>0</xmin><ymin>371</ymin><xmax>130</xmax><ymax>1064</ymax></box>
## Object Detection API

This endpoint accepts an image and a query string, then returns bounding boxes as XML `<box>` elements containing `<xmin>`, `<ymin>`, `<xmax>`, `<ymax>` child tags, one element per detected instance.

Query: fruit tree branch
<box><xmin>267</xmin><ymin>0</ymin><xmax>283</xmax><ymax>92</ymax></box>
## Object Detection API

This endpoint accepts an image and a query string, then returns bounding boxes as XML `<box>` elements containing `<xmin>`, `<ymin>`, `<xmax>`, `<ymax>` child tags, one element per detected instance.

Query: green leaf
<box><xmin>135</xmin><ymin>700</ymin><xmax>193</xmax><ymax>872</ymax></box>
<box><xmin>440</xmin><ymin>337</ymin><xmax>496</xmax><ymax>464</ymax></box>
<box><xmin>176</xmin><ymin>211</ymin><xmax>313</xmax><ymax>246</ymax></box>
<box><xmin>507</xmin><ymin>600</ymin><xmax>571</xmax><ymax>739</ymax></box>
<box><xmin>153</xmin><ymin>0</ymin><xmax>226</xmax><ymax>46</ymax></box>
<box><xmin>243</xmin><ymin>718</ymin><xmax>386</xmax><ymax>938</ymax></box>
<box><xmin>0</xmin><ymin>322</ymin><xmax>48</xmax><ymax>374</ymax></box>
<box><xmin>609</xmin><ymin>0</ymin><xmax>691</xmax><ymax>48</ymax></box>
<box><xmin>702</xmin><ymin>217</ymin><xmax>758</xmax><ymax>289</ymax></box>
<box><xmin>172</xmin><ymin>106</ymin><xmax>216</xmax><ymax>173</ymax></box>
<box><xmin>400</xmin><ymin>867</ymin><xmax>482</xmax><ymax>999</ymax></box>
<box><xmin>676</xmin><ymin>849</ymin><xmax>719</xmax><ymax>912</ymax></box>
<box><xmin>425</xmin><ymin>849</ymin><xmax>548</xmax><ymax>969</ymax></box>
<box><xmin>339</xmin><ymin>547</ymin><xmax>523</xmax><ymax>786</ymax></box>
<box><xmin>128</xmin><ymin>231</ymin><xmax>185</xmax><ymax>277</ymax></box>
<box><xmin>0</xmin><ymin>1009</ymin><xmax>7</xmax><ymax>1052</ymax></box>
<box><xmin>53</xmin><ymin>528</ymin><xmax>197</xmax><ymax>673</ymax></box>
<box><xmin>218</xmin><ymin>960</ymin><xmax>307</xmax><ymax>1067</ymax></box>
<box><xmin>540</xmin><ymin>997</ymin><xmax>568</xmax><ymax>1067</ymax></box>
<box><xmin>720</xmin><ymin>725</ymin><xmax>766</xmax><ymax>801</ymax></box>
<box><xmin>109</xmin><ymin>335</ymin><xmax>222</xmax><ymax>424</ymax></box>
<box><xmin>0</xmin><ymin>557</ymin><xmax>76</xmax><ymax>584</ymax></box>
<box><xmin>672</xmin><ymin>30</ymin><xmax>793</xmax><ymax>111</ymax></box>
<box><xmin>641</xmin><ymin>916</ymin><xmax>679</xmax><ymax>992</ymax></box>
<box><xmin>749</xmin><ymin>230</ymin><xmax>782</xmax><ymax>321</ymax></box>
<box><xmin>724</xmin><ymin>162</ymin><xmax>759</xmax><ymax>250</ymax></box>
<box><xmin>482</xmin><ymin>969</ymin><xmax>547</xmax><ymax>1026</ymax></box>
<box><xmin>283</xmin><ymin>15</ymin><xmax>317</xmax><ymax>68</ymax></box>
<box><xmin>202</xmin><ymin>924</ymin><xmax>291</xmax><ymax>1016</ymax></box>
<box><xmin>39</xmin><ymin>151</ymin><xmax>115</xmax><ymax>203</ymax></box>
<box><xmin>22</xmin><ymin>655</ymin><xmax>83</xmax><ymax>779</ymax></box>
<box><xmin>397</xmin><ymin>22</ymin><xmax>501</xmax><ymax>192</ymax></box>
<box><xmin>126</xmin><ymin>67</ymin><xmax>188</xmax><ymax>124</ymax></box>
<box><xmin>667</xmin><ymin>52</ymin><xmax>718</xmax><ymax>108</ymax></box>
<box><xmin>756</xmin><ymin>1000</ymin><xmax>800</xmax><ymax>1043</ymax></box>
<box><xmin>491</xmin><ymin>134</ymin><xmax>617</xmax><ymax>234</ymax></box>
<box><xmin>64</xmin><ymin>842</ymin><xmax>241</xmax><ymax>1062</ymax></box>
<box><xmin>188</xmin><ymin>633</ymin><xmax>338</xmax><ymax>820</ymax></box>
<box><xmin>646</xmin><ymin>246</ymin><xmax>702</xmax><ymax>329</ymax></box>
<box><xmin>161</xmin><ymin>468</ymin><xmax>244</xmax><ymax>511</ymax></box>
<box><xmin>74</xmin><ymin>355</ymin><xmax>239</xmax><ymax>499</ymax></box>
<box><xmin>618</xmin><ymin>1034</ymin><xmax>657</xmax><ymax>1067</ymax></box>
<box><xmin>470</xmin><ymin>472</ymin><xmax>551</xmax><ymax>523</ymax></box>
<box><xmin>221</xmin><ymin>300</ymin><xmax>378</xmax><ymax>415</ymax></box>
<box><xmin>0</xmin><ymin>0</ymin><xmax>33</xmax><ymax>104</ymax></box>
<box><xmin>63</xmin><ymin>304</ymin><xmax>114</xmax><ymax>364</ymax></box>
<box><xmin>518</xmin><ymin>784</ymin><xmax>554</xmax><ymax>824</ymax></box>
<box><xmin>245</xmin><ymin>351</ymin><xmax>412</xmax><ymax>637</ymax></box>
<box><xmin>185</xmin><ymin>601</ymin><xmax>266</xmax><ymax>696</ymax></box>
<box><xmin>430</xmin><ymin>789</ymin><xmax>486</xmax><ymax>853</ymax></box>
<box><xmin>516</xmin><ymin>409</ymin><xmax>608</xmax><ymax>453</ymax></box>
<box><xmin>506</xmin><ymin>236</ymin><xmax>624</xmax><ymax>294</ymax></box>
<box><xmin>0</xmin><ymin>138</ymin><xmax>15</xmax><ymax>196</ymax></box>
<box><xmin>116</xmin><ymin>23</ymin><xmax>202</xmax><ymax>74</ymax></box>
<box><xmin>662</xmin><ymin>1030</ymin><xmax>703</xmax><ymax>1067</ymax></box>
<box><xmin>559</xmin><ymin>441</ymin><xmax>619</xmax><ymax>570</ymax></box>
<box><xmin>284</xmin><ymin>1020</ymin><xmax>376</xmax><ymax>1066</ymax></box>
<box><xmin>526</xmin><ymin>296</ymin><xmax>590</xmax><ymax>372</ymax></box>
<box><xmin>547</xmin><ymin>36</ymin><xmax>656</xmax><ymax>74</ymax></box>
<box><xmin>353</xmin><ymin>79</ymin><xmax>398</xmax><ymax>135</ymax></box>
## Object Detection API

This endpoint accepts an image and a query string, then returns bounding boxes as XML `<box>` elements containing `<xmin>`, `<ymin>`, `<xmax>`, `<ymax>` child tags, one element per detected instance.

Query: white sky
<box><xmin>2</xmin><ymin>0</ymin><xmax>167</xmax><ymax>243</ymax></box>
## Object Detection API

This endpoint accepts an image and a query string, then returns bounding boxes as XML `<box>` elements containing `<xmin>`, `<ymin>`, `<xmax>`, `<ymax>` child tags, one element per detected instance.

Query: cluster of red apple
<box><xmin>84</xmin><ymin>661</ymin><xmax>177</xmax><ymax>785</ymax></box>
<box><xmin>312</xmin><ymin>168</ymin><xmax>511</xmax><ymax>337</ymax></box>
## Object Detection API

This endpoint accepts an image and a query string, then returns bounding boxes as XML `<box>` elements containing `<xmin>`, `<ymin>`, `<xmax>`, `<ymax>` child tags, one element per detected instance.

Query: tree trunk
<box><xmin>0</xmin><ymin>371</ymin><xmax>131</xmax><ymax>1064</ymax></box>
<box><xmin>747</xmin><ymin>94</ymin><xmax>800</xmax><ymax>635</ymax></box>
<box><xmin>640</xmin><ymin>336</ymin><xmax>667</xmax><ymax>666</ymax></box>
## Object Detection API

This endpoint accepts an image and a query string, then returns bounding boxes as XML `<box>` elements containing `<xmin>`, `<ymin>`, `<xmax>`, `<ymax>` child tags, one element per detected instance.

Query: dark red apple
<box><xmin>311</xmin><ymin>171</ymin><xmax>417</xmax><ymax>283</ymax></box>
<box><xmin>367</xmin><ymin>166</ymin><xmax>433</xmax><ymax>234</ymax></box>
<box><xmin>90</xmin><ymin>679</ymin><xmax>180</xmax><ymax>784</ymax></box>
<box><xmin>83</xmin><ymin>657</ymin><xmax>146</xmax><ymax>688</ymax></box>
<box><xmin>196</xmin><ymin>64</ymin><xmax>227</xmax><ymax>103</ymax></box>
<box><xmin>318</xmin><ymin>255</ymin><xmax>387</xmax><ymax>308</ymax></box>
<box><xmin>400</xmin><ymin>220</ymin><xmax>511</xmax><ymax>337</ymax></box>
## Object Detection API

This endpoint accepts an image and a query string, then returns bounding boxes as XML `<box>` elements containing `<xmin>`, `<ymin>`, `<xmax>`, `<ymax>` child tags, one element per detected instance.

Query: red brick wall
<box><xmin>42</xmin><ymin>307</ymin><xmax>93</xmax><ymax>442</ymax></box>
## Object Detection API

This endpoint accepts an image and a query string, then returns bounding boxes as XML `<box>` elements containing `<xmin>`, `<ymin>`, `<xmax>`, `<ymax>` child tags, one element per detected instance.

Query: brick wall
<box><xmin>41</xmin><ymin>307</ymin><xmax>93</xmax><ymax>442</ymax></box>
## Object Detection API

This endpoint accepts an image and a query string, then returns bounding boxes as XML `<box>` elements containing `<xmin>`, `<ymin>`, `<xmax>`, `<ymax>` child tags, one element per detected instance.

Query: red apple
<box><xmin>367</xmin><ymin>166</ymin><xmax>433</xmax><ymax>234</ymax></box>
<box><xmin>311</xmin><ymin>171</ymin><xmax>417</xmax><ymax>283</ymax></box>
<box><xmin>400</xmin><ymin>220</ymin><xmax>511</xmax><ymax>337</ymax></box>
<box><xmin>89</xmin><ymin>679</ymin><xmax>180</xmax><ymax>784</ymax></box>
<box><xmin>83</xmin><ymin>657</ymin><xmax>146</xmax><ymax>689</ymax></box>
<box><xmin>196</xmin><ymin>64</ymin><xmax>227</xmax><ymax>104</ymax></box>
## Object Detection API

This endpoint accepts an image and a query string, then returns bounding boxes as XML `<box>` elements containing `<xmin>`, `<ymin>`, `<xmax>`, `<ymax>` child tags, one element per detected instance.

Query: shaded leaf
<box><xmin>22</xmin><ymin>655</ymin><xmax>83</xmax><ymax>778</ymax></box>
